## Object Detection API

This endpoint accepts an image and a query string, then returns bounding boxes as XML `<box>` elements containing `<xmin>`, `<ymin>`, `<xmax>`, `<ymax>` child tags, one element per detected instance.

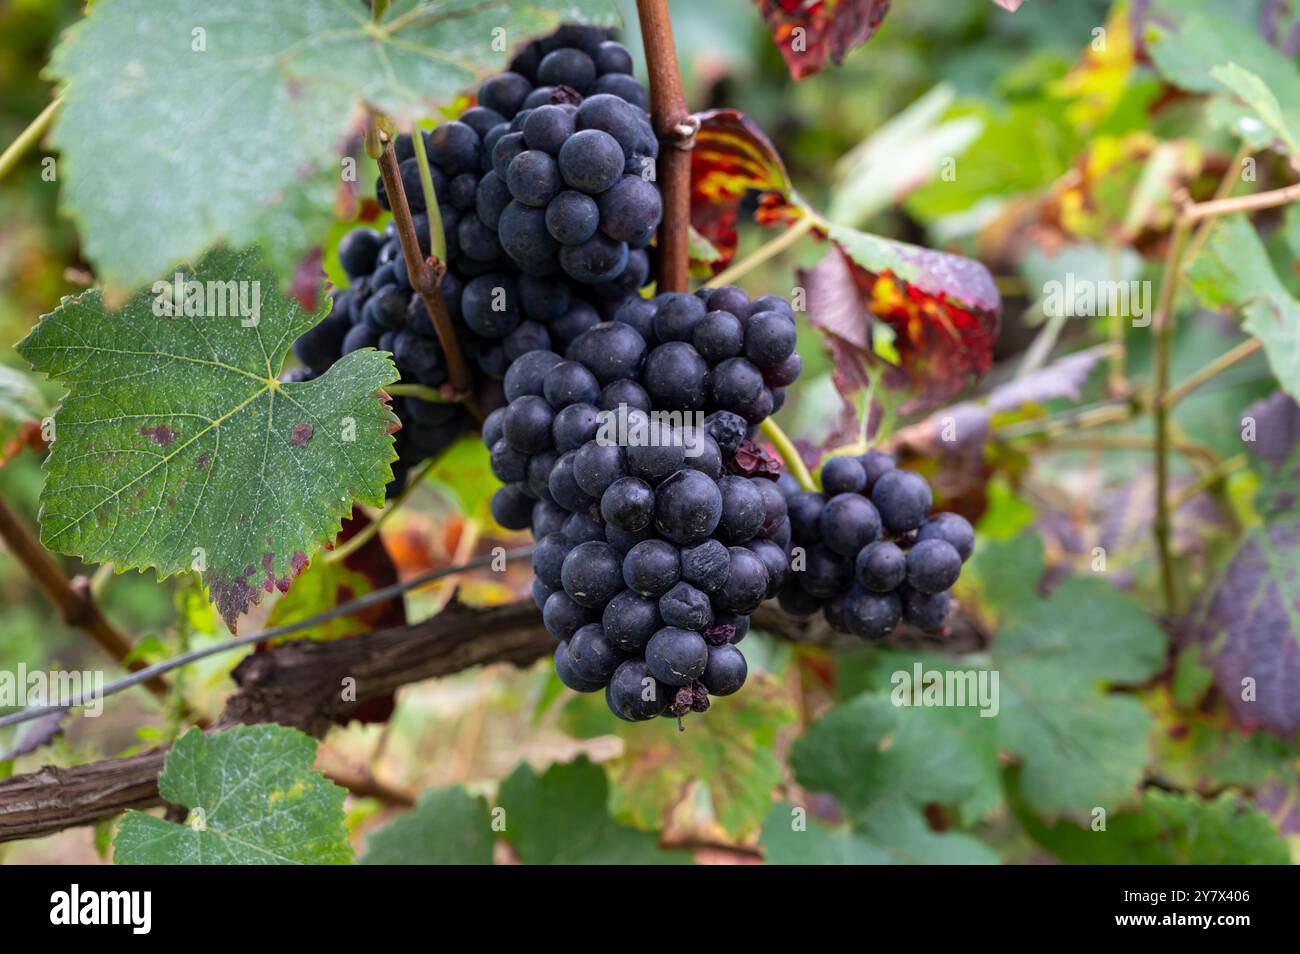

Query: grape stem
<box><xmin>323</xmin><ymin>455</ymin><xmax>441</xmax><ymax>563</ymax></box>
<box><xmin>0</xmin><ymin>98</ymin><xmax>61</xmax><ymax>184</ymax></box>
<box><xmin>760</xmin><ymin>417</ymin><xmax>816</xmax><ymax>492</ymax></box>
<box><xmin>702</xmin><ymin>214</ymin><xmax>818</xmax><ymax>289</ymax></box>
<box><xmin>374</xmin><ymin>130</ymin><xmax>480</xmax><ymax>419</ymax></box>
<box><xmin>385</xmin><ymin>382</ymin><xmax>451</xmax><ymax>402</ymax></box>
<box><xmin>409</xmin><ymin>121</ymin><xmax>448</xmax><ymax>265</ymax></box>
<box><xmin>636</xmin><ymin>0</ymin><xmax>692</xmax><ymax>292</ymax></box>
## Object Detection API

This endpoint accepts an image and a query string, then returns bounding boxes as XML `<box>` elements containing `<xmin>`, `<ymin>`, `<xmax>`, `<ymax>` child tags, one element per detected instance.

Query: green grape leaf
<box><xmin>1186</xmin><ymin>215</ymin><xmax>1300</xmax><ymax>404</ymax></box>
<box><xmin>362</xmin><ymin>788</ymin><xmax>495</xmax><ymax>865</ymax></box>
<box><xmin>113</xmin><ymin>725</ymin><xmax>353</xmax><ymax>864</ymax></box>
<box><xmin>1011</xmin><ymin>784</ymin><xmax>1290</xmax><ymax>864</ymax></box>
<box><xmin>561</xmin><ymin>673</ymin><xmax>795</xmax><ymax>839</ymax></box>
<box><xmin>496</xmin><ymin>757</ymin><xmax>690</xmax><ymax>865</ymax></box>
<box><xmin>760</xmin><ymin>801</ymin><xmax>997</xmax><ymax>865</ymax></box>
<box><xmin>46</xmin><ymin>0</ymin><xmax>620</xmax><ymax>292</ymax></box>
<box><xmin>16</xmin><ymin>246</ymin><xmax>399</xmax><ymax>629</ymax></box>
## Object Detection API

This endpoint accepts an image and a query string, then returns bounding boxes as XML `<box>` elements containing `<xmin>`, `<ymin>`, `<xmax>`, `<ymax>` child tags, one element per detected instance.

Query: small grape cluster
<box><xmin>777</xmin><ymin>451</ymin><xmax>975</xmax><ymax>638</ymax></box>
<box><xmin>474</xmin><ymin>25</ymin><xmax>661</xmax><ymax>292</ymax></box>
<box><xmin>484</xmin><ymin>285</ymin><xmax>803</xmax><ymax>722</ymax></box>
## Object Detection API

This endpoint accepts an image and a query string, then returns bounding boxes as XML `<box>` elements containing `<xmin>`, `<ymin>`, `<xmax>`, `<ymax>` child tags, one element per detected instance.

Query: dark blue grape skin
<box><xmin>522</xmin><ymin>104</ymin><xmax>576</xmax><ymax>155</ymax></box>
<box><xmin>680</xmin><ymin>538</ymin><xmax>731</xmax><ymax>593</ymax></box>
<box><xmin>526</xmin><ymin>450</ymin><xmax>558</xmax><ymax>502</ymax></box>
<box><xmin>492</xmin><ymin>131</ymin><xmax>527</xmax><ymax>180</ymax></box>
<box><xmin>683</xmin><ymin>433</ymin><xmax>722</xmax><ymax>481</ymax></box>
<box><xmin>778</xmin><ymin>580</ymin><xmax>822</xmax><ymax>618</ymax></box>
<box><xmin>643</xmin><ymin>342</ymin><xmax>709</xmax><ymax>411</ymax></box>
<box><xmin>692</xmin><ymin>310</ymin><xmax>745</xmax><ymax>363</ymax></box>
<box><xmin>292</xmin><ymin>315</ymin><xmax>349</xmax><ymax>373</ymax></box>
<box><xmin>645</xmin><ymin>626</ymin><xmax>709</xmax><ymax>686</ymax></box>
<box><xmin>482</xmin><ymin>406</ymin><xmax>506</xmax><ymax>449</ymax></box>
<box><xmin>545</xmin><ymin>190</ymin><xmax>600</xmax><ymax>245</ymax></box>
<box><xmin>559</xmin><ymin>233</ymin><xmax>628</xmax><ymax>283</ymax></box>
<box><xmin>605</xmin><ymin>523</ymin><xmax>651</xmax><ymax>555</ymax></box>
<box><xmin>518</xmin><ymin>275</ymin><xmax>572</xmax><ymax>322</ymax></box>
<box><xmin>917</xmin><ymin>512</ymin><xmax>976</xmax><ymax>562</ymax></box>
<box><xmin>701</xmin><ymin>644</ymin><xmax>748</xmax><ymax>696</ymax></box>
<box><xmin>552</xmin><ymin>402</ymin><xmax>601</xmax><ymax>452</ymax></box>
<box><xmin>796</xmin><ymin>544</ymin><xmax>851</xmax><ymax>599</ymax></box>
<box><xmin>575</xmin><ymin>94</ymin><xmax>646</xmax><ymax>161</ymax></box>
<box><xmin>460</xmin><ymin>106</ymin><xmax>507</xmax><ymax>140</ymax></box>
<box><xmin>659</xmin><ymin>582</ymin><xmax>714</xmax><ymax>632</ymax></box>
<box><xmin>504</xmin><ymin>320</ymin><xmax>552</xmax><ymax>362</ymax></box>
<box><xmin>763</xmin><ymin>351</ymin><xmax>803</xmax><ymax>388</ymax></box>
<box><xmin>491</xmin><ymin>483</ymin><xmax>534</xmax><ymax>530</ymax></box>
<box><xmin>599</xmin><ymin>379</ymin><xmax>651</xmax><ymax>413</ymax></box>
<box><xmin>555</xmin><ymin>640</ymin><xmax>605</xmax><ymax>692</ymax></box>
<box><xmin>709</xmin><ymin>357</ymin><xmax>764</xmax><ymax>412</ymax></box>
<box><xmin>622</xmin><ymin>538</ymin><xmax>681</xmax><ymax>597</ymax></box>
<box><xmin>701</xmin><ymin>285</ymin><xmax>750</xmax><ymax>318</ymax></box>
<box><xmin>606</xmin><ymin>659</ymin><xmax>668</xmax><ymax>721</ymax></box>
<box><xmin>558</xmin><ymin>129</ymin><xmax>625</xmax><ymax>194</ymax></box>
<box><xmin>859</xmin><ymin>449</ymin><xmax>897</xmax><ymax>492</ymax></box>
<box><xmin>542</xmin><ymin>360</ymin><xmax>600</xmax><ymax>408</ymax></box>
<box><xmin>537</xmin><ymin>47</ymin><xmax>597</xmax><ymax>93</ymax></box>
<box><xmin>461</xmin><ymin>273</ymin><xmax>520</xmax><ymax>338</ymax></box>
<box><xmin>597</xmin><ymin>175</ymin><xmax>661</xmax><ymax>246</ymax></box>
<box><xmin>902</xmin><ymin>586</ymin><xmax>950</xmax><ymax>632</ymax></box>
<box><xmin>714</xmin><ymin>547</ymin><xmax>769</xmax><ymax>614</ymax></box>
<box><xmin>594</xmin><ymin>73</ymin><xmax>649</xmax><ymax>111</ymax></box>
<box><xmin>652</xmin><ymin>293</ymin><xmax>707</xmax><ymax>343</ymax></box>
<box><xmin>532</xmin><ymin>532</ymin><xmax>570</xmax><ymax>589</ymax></box>
<box><xmin>613</xmin><ymin>297</ymin><xmax>658</xmax><ymax>343</ymax></box>
<box><xmin>751</xmin><ymin>478</ymin><xmax>789</xmax><ymax>537</ymax></box>
<box><xmin>548</xmin><ymin>450</ymin><xmax>591</xmax><ymax>512</ymax></box>
<box><xmin>568</xmin><ymin>322</ymin><xmax>647</xmax><ymax>385</ymax></box>
<box><xmin>712</xmin><ymin>610</ymin><xmax>750</xmax><ymax>645</ymax></box>
<box><xmin>561</xmin><ymin>541</ymin><xmax>624</xmax><ymax>608</ymax></box>
<box><xmin>503</xmin><ymin>349</ymin><xmax>562</xmax><ymax>401</ymax></box>
<box><xmin>563</xmin><ymin>511</ymin><xmax>606</xmax><ymax>545</ymax></box>
<box><xmin>820</xmin><ymin>493</ymin><xmax>882</xmax><ymax>558</ymax></box>
<box><xmin>842</xmin><ymin>586</ymin><xmax>902</xmax><ymax>640</ymax></box>
<box><xmin>600</xmin><ymin>476</ymin><xmax>655</xmax><ymax>532</ymax></box>
<box><xmin>704</xmin><ymin>411</ymin><xmax>747</xmax><ymax>457</ymax></box>
<box><xmin>567</xmin><ymin>623</ymin><xmax>625</xmax><ymax>682</ymax></box>
<box><xmin>905</xmin><ymin>538</ymin><xmax>962</xmax><ymax>594</ymax></box>
<box><xmin>626</xmin><ymin>420</ymin><xmax>686</xmax><ymax>485</ymax></box>
<box><xmin>533</xmin><ymin>577</ymin><xmax>556</xmax><ymax>611</ymax></box>
<box><xmin>786</xmin><ymin>491</ymin><xmax>826</xmax><ymax>545</ymax></box>
<box><xmin>457</xmin><ymin>212</ymin><xmax>504</xmax><ymax>263</ymax></box>
<box><xmin>575</xmin><ymin>440</ymin><xmax>628</xmax><ymax>497</ymax></box>
<box><xmin>549</xmin><ymin>301</ymin><xmax>602</xmax><ymax>349</ymax></box>
<box><xmin>747</xmin><ymin>538</ymin><xmax>789</xmax><ymax>598</ymax></box>
<box><xmin>595</xmin><ymin>40</ymin><xmax>634</xmax><ymax>75</ymax></box>
<box><xmin>872</xmin><ymin>469</ymin><xmax>933</xmax><ymax>534</ymax></box>
<box><xmin>338</xmin><ymin>228</ymin><xmax>384</xmax><ymax>279</ymax></box>
<box><xmin>532</xmin><ymin>500</ymin><xmax>567</xmax><ymax>538</ymax></box>
<box><xmin>499</xmin><ymin>201</ymin><xmax>559</xmax><ymax>272</ymax></box>
<box><xmin>502</xmin><ymin>395</ymin><xmax>555</xmax><ymax>453</ymax></box>
<box><xmin>506</xmin><ymin>150</ymin><xmax>562</xmax><ymax>207</ymax></box>
<box><xmin>715</xmin><ymin>476</ymin><xmax>766</xmax><ymax>545</ymax></box>
<box><xmin>479</xmin><ymin>71</ymin><xmax>533</xmax><ymax>119</ymax></box>
<box><xmin>603</xmin><ymin>590</ymin><xmax>662</xmax><ymax>653</ymax></box>
<box><xmin>855</xmin><ymin>540</ymin><xmax>907</xmax><ymax>592</ymax></box>
<box><xmin>428</xmin><ymin>121</ymin><xmax>480</xmax><ymax>176</ymax></box>
<box><xmin>821</xmin><ymin>456</ymin><xmax>867</xmax><ymax>496</ymax></box>
<box><xmin>744</xmin><ymin>311</ymin><xmax>797</xmax><ymax>368</ymax></box>
<box><xmin>490</xmin><ymin>438</ymin><xmax>529</xmax><ymax>483</ymax></box>
<box><xmin>654</xmin><ymin>469</ymin><xmax>723</xmax><ymax>544</ymax></box>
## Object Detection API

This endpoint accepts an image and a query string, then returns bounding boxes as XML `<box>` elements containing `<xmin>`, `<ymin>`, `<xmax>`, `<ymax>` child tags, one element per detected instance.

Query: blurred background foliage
<box><xmin>1</xmin><ymin>0</ymin><xmax>1298</xmax><ymax>864</ymax></box>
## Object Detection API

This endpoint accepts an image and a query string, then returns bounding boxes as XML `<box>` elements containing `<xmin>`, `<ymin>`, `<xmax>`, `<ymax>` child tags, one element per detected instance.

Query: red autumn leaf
<box><xmin>802</xmin><ymin>223</ymin><xmax>1001</xmax><ymax>410</ymax></box>
<box><xmin>754</xmin><ymin>0</ymin><xmax>893</xmax><ymax>80</ymax></box>
<box><xmin>690</xmin><ymin>108</ymin><xmax>803</xmax><ymax>273</ymax></box>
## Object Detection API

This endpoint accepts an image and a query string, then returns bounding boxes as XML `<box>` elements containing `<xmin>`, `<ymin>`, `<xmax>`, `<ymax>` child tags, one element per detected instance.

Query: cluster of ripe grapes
<box><xmin>484</xmin><ymin>287</ymin><xmax>803</xmax><ymax>722</ymax></box>
<box><xmin>290</xmin><ymin>25</ymin><xmax>655</xmax><ymax>492</ymax></box>
<box><xmin>778</xmin><ymin>451</ymin><xmax>974</xmax><ymax>638</ymax></box>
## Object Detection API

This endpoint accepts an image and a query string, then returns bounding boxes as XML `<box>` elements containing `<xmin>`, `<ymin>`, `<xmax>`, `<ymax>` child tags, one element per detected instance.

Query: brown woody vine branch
<box><xmin>637</xmin><ymin>0</ymin><xmax>692</xmax><ymax>292</ymax></box>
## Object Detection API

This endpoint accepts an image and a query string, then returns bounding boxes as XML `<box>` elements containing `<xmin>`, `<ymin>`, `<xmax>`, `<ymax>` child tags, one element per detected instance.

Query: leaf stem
<box><xmin>324</xmin><ymin>456</ymin><xmax>439</xmax><ymax>563</ymax></box>
<box><xmin>385</xmin><ymin>382</ymin><xmax>451</xmax><ymax>402</ymax></box>
<box><xmin>1181</xmin><ymin>178</ymin><xmax>1300</xmax><ymax>223</ymax></box>
<box><xmin>1163</xmin><ymin>337</ymin><xmax>1263</xmax><ymax>408</ymax></box>
<box><xmin>636</xmin><ymin>0</ymin><xmax>692</xmax><ymax>292</ymax></box>
<box><xmin>760</xmin><ymin>417</ymin><xmax>816</xmax><ymax>491</ymax></box>
<box><xmin>374</xmin><ymin>132</ymin><xmax>478</xmax><ymax>417</ymax></box>
<box><xmin>409</xmin><ymin>122</ymin><xmax>447</xmax><ymax>264</ymax></box>
<box><xmin>1152</xmin><ymin>215</ymin><xmax>1193</xmax><ymax>615</ymax></box>
<box><xmin>0</xmin><ymin>98</ymin><xmax>61</xmax><ymax>184</ymax></box>
<box><xmin>703</xmin><ymin>215</ymin><xmax>817</xmax><ymax>289</ymax></box>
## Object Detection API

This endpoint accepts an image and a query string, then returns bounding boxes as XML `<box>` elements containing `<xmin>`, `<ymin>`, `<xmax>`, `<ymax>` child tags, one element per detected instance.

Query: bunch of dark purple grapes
<box><xmin>484</xmin><ymin>286</ymin><xmax>803</xmax><ymax>722</ymax></box>
<box><xmin>473</xmin><ymin>24</ymin><xmax>660</xmax><ymax>294</ymax></box>
<box><xmin>777</xmin><ymin>451</ymin><xmax>975</xmax><ymax>638</ymax></box>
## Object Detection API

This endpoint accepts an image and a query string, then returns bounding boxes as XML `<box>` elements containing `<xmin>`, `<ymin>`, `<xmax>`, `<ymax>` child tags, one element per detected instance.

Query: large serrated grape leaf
<box><xmin>46</xmin><ymin>0</ymin><xmax>620</xmax><ymax>292</ymax></box>
<box><xmin>1011</xmin><ymin>784</ymin><xmax>1290</xmax><ymax>864</ymax></box>
<box><xmin>16</xmin><ymin>246</ymin><xmax>399</xmax><ymax>629</ymax></box>
<box><xmin>760</xmin><ymin>800</ymin><xmax>997</xmax><ymax>865</ymax></box>
<box><xmin>561</xmin><ymin>673</ymin><xmax>795</xmax><ymax>839</ymax></box>
<box><xmin>113</xmin><ymin>725</ymin><xmax>353</xmax><ymax>865</ymax></box>
<box><xmin>496</xmin><ymin>757</ymin><xmax>690</xmax><ymax>865</ymax></box>
<box><xmin>1186</xmin><ymin>215</ymin><xmax>1300</xmax><ymax>404</ymax></box>
<box><xmin>362</xmin><ymin>788</ymin><xmax>495</xmax><ymax>865</ymax></box>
